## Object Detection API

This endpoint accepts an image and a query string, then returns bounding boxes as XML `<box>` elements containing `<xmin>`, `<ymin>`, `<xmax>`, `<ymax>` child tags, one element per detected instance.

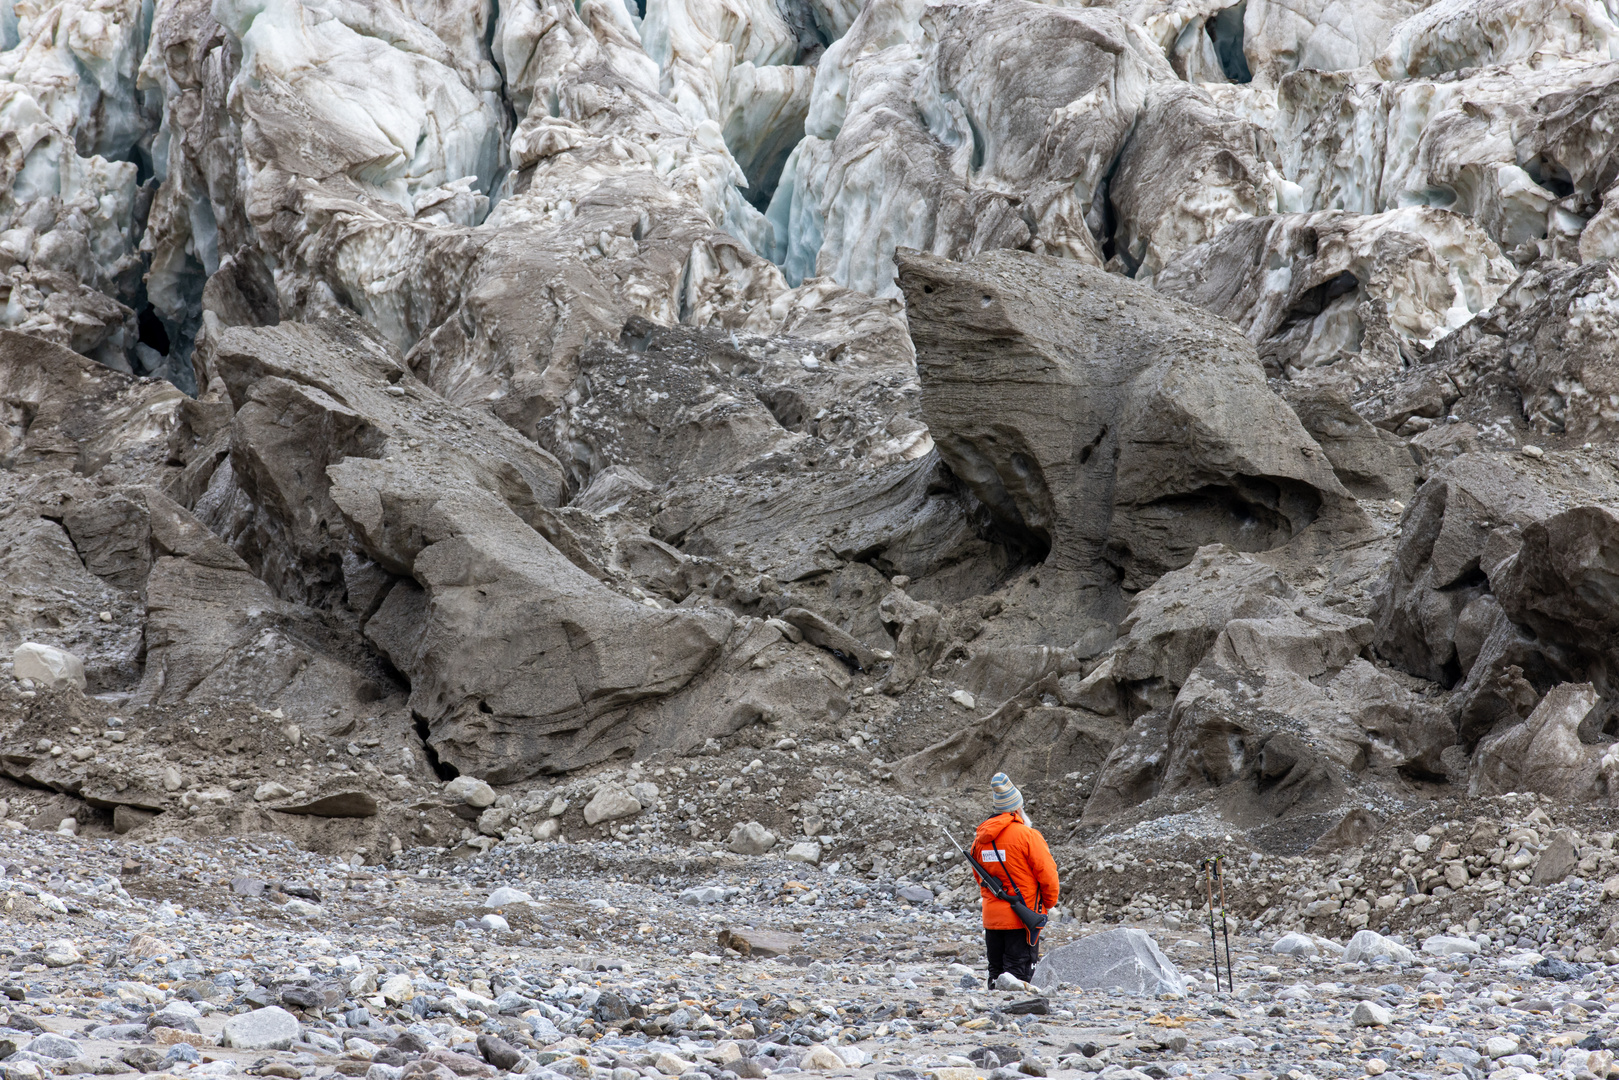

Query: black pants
<box><xmin>985</xmin><ymin>928</ymin><xmax>1038</xmax><ymax>988</ymax></box>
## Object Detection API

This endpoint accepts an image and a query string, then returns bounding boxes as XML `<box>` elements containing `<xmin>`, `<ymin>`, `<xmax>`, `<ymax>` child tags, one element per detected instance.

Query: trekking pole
<box><xmin>1216</xmin><ymin>856</ymin><xmax>1235</xmax><ymax>994</ymax></box>
<box><xmin>1202</xmin><ymin>859</ymin><xmax>1222</xmax><ymax>993</ymax></box>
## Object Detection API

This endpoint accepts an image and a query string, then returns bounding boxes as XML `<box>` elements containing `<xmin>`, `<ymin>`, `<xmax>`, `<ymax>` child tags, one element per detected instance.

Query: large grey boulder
<box><xmin>329</xmin><ymin>455</ymin><xmax>734</xmax><ymax>779</ymax></box>
<box><xmin>1469</xmin><ymin>683</ymin><xmax>1612</xmax><ymax>801</ymax></box>
<box><xmin>1031</xmin><ymin>928</ymin><xmax>1185</xmax><ymax>995</ymax></box>
<box><xmin>0</xmin><ymin>330</ymin><xmax>186</xmax><ymax>483</ymax></box>
<box><xmin>583</xmin><ymin>786</ymin><xmax>642</xmax><ymax>825</ymax></box>
<box><xmin>1373</xmin><ymin>450</ymin><xmax>1619</xmax><ymax>749</ymax></box>
<box><xmin>1078</xmin><ymin>545</ymin><xmax>1452</xmax><ymax>825</ymax></box>
<box><xmin>897</xmin><ymin>248</ymin><xmax>1354</xmax><ymax>591</ymax></box>
<box><xmin>1372</xmin><ymin>453</ymin><xmax>1565</xmax><ymax>687</ymax></box>
<box><xmin>200</xmin><ymin>317</ymin><xmax>852</xmax><ymax>781</ymax></box>
<box><xmin>1283</xmin><ymin>385</ymin><xmax>1416</xmax><ymax>501</ymax></box>
<box><xmin>12</xmin><ymin>643</ymin><xmax>86</xmax><ymax>691</ymax></box>
<box><xmin>202</xmin><ymin>317</ymin><xmax>566</xmax><ymax>608</ymax></box>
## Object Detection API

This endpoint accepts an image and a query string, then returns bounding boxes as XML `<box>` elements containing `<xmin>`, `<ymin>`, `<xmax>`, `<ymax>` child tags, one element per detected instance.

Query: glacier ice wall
<box><xmin>2</xmin><ymin>0</ymin><xmax>1619</xmax><ymax>406</ymax></box>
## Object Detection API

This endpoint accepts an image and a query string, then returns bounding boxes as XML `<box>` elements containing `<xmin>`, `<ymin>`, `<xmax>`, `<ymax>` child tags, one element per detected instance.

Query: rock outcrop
<box><xmin>898</xmin><ymin>248</ymin><xmax>1354</xmax><ymax>590</ymax></box>
<box><xmin>12</xmin><ymin>0</ymin><xmax>1619</xmax><ymax>859</ymax></box>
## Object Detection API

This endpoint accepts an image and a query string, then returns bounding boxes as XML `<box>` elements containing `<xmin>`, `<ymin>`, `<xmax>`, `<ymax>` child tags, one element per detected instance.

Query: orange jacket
<box><xmin>972</xmin><ymin>813</ymin><xmax>1060</xmax><ymax>929</ymax></box>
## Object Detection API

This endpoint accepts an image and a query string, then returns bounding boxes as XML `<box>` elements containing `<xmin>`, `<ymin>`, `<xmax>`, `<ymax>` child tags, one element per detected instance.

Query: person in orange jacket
<box><xmin>973</xmin><ymin>772</ymin><xmax>1059</xmax><ymax>989</ymax></box>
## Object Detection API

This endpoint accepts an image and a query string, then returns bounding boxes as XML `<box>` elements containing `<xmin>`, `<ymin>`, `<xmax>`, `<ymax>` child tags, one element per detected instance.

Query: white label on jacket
<box><xmin>981</xmin><ymin>849</ymin><xmax>1006</xmax><ymax>863</ymax></box>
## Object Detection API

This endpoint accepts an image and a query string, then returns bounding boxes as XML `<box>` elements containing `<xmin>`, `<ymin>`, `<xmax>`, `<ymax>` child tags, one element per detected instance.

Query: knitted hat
<box><xmin>990</xmin><ymin>772</ymin><xmax>1023</xmax><ymax>814</ymax></box>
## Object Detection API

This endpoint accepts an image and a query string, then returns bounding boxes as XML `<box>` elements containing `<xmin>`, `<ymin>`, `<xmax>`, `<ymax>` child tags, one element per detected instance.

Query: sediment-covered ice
<box><xmin>1155</xmin><ymin>207</ymin><xmax>1518</xmax><ymax>387</ymax></box>
<box><xmin>0</xmin><ymin>0</ymin><xmax>1615</xmax><ymax>412</ymax></box>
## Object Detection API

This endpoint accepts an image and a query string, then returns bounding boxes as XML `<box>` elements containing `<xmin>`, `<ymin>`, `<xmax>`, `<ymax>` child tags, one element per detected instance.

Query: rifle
<box><xmin>941</xmin><ymin>824</ymin><xmax>1048</xmax><ymax>946</ymax></box>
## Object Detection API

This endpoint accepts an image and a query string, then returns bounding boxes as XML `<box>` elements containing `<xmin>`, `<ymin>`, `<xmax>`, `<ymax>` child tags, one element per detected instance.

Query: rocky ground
<box><xmin>9</xmin><ymin>786</ymin><xmax>1619</xmax><ymax>1080</ymax></box>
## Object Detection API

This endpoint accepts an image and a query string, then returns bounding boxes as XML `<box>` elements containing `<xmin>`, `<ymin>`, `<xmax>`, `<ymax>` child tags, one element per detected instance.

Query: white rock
<box><xmin>378</xmin><ymin>974</ymin><xmax>415</xmax><ymax>1003</ymax></box>
<box><xmin>486</xmin><ymin>886</ymin><xmax>535</xmax><ymax>907</ymax></box>
<box><xmin>282</xmin><ymin>899</ymin><xmax>324</xmax><ymax>920</ymax></box>
<box><xmin>728</xmin><ymin>821</ymin><xmax>777</xmax><ymax>855</ymax></box>
<box><xmin>949</xmin><ymin>689</ymin><xmax>976</xmax><ymax>709</ymax></box>
<box><xmin>12</xmin><ymin>643</ymin><xmax>86</xmax><ymax>691</ymax></box>
<box><xmin>254</xmin><ymin>782</ymin><xmax>294</xmax><ymax>802</ymax></box>
<box><xmin>444</xmin><ymin>776</ymin><xmax>497</xmax><ymax>808</ymax></box>
<box><xmin>1342</xmin><ymin>929</ymin><xmax>1414</xmax><ymax>965</ymax></box>
<box><xmin>1271</xmin><ymin>932</ymin><xmax>1318</xmax><ymax>957</ymax></box>
<box><xmin>1422</xmin><ymin>934</ymin><xmax>1481</xmax><ymax>956</ymax></box>
<box><xmin>477</xmin><ymin>914</ymin><xmax>510</xmax><ymax>932</ymax></box>
<box><xmin>222</xmin><ymin>1006</ymin><xmax>301</xmax><ymax>1050</ymax></box>
<box><xmin>785</xmin><ymin>841</ymin><xmax>822</xmax><ymax>865</ymax></box>
<box><xmin>1351</xmin><ymin>1001</ymin><xmax>1392</xmax><ymax>1027</ymax></box>
<box><xmin>1486</xmin><ymin>1036</ymin><xmax>1521</xmax><ymax>1059</ymax></box>
<box><xmin>42</xmin><ymin>940</ymin><xmax>83</xmax><ymax>967</ymax></box>
<box><xmin>583</xmin><ymin>785</ymin><xmax>642</xmax><ymax>825</ymax></box>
